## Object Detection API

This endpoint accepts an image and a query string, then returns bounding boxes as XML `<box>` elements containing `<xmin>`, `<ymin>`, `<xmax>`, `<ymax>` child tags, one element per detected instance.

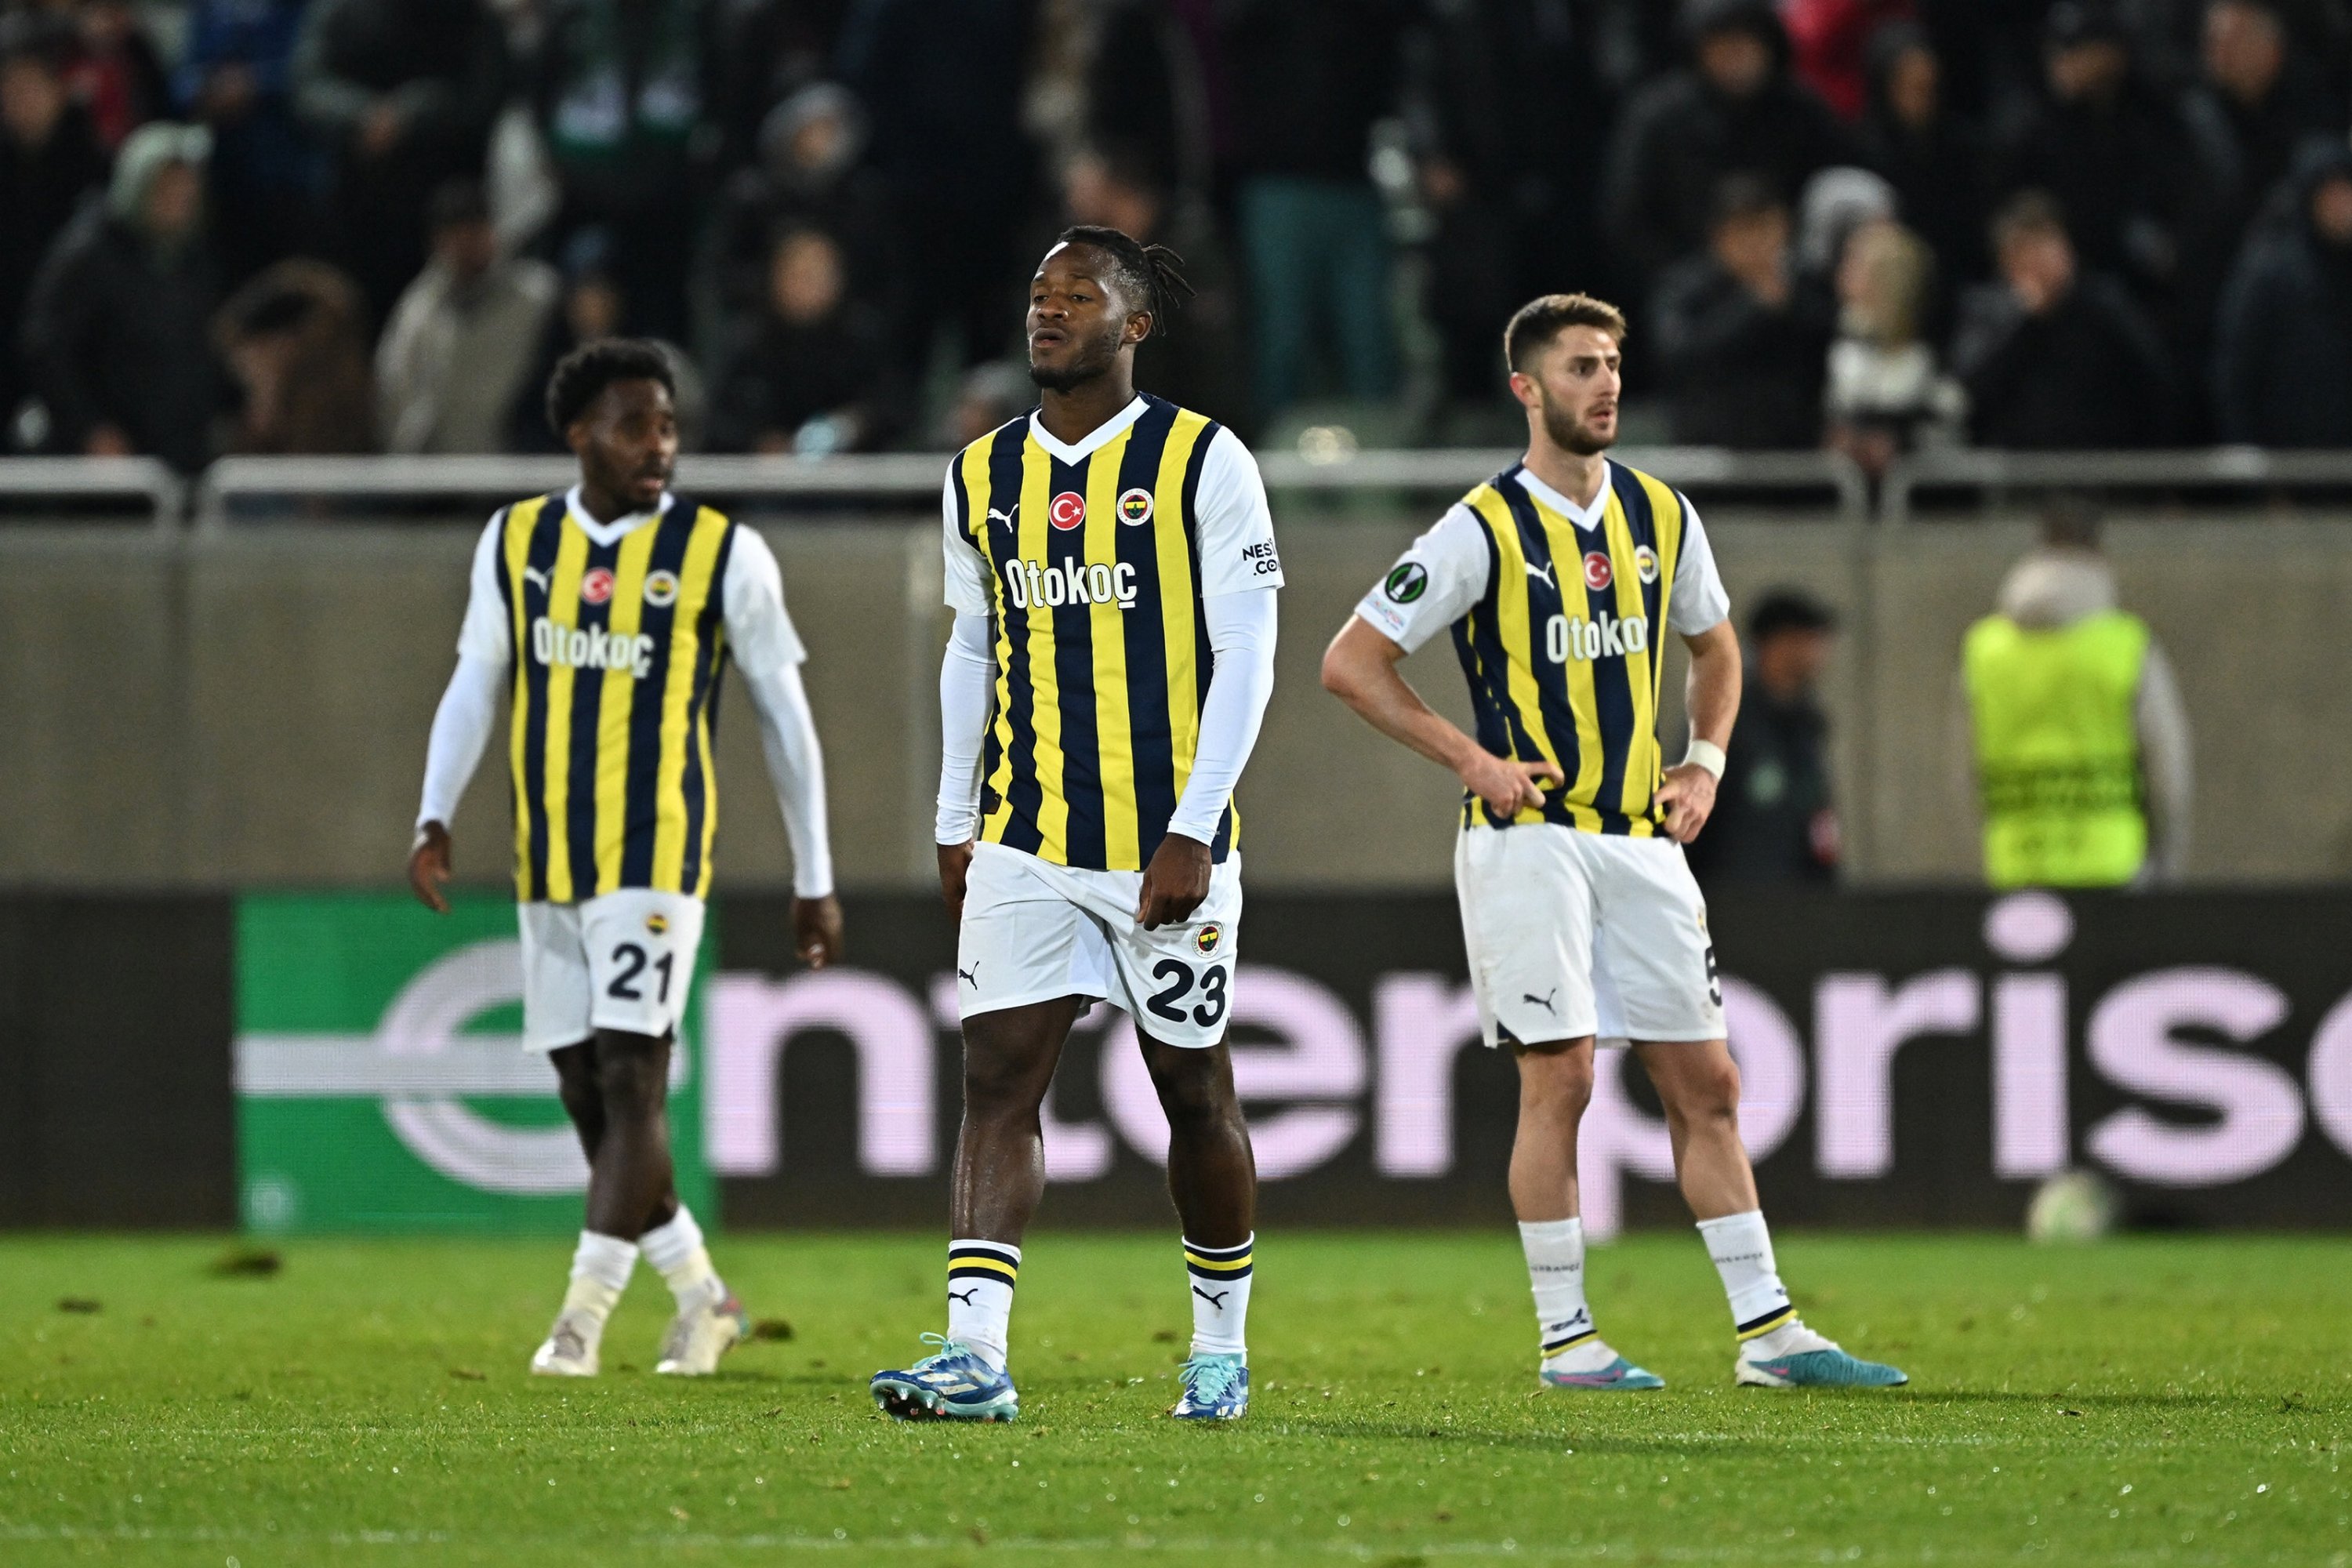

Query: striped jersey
<box><xmin>1354</xmin><ymin>459</ymin><xmax>1730</xmax><ymax>837</ymax></box>
<box><xmin>452</xmin><ymin>487</ymin><xmax>808</xmax><ymax>902</ymax></box>
<box><xmin>941</xmin><ymin>394</ymin><xmax>1283</xmax><ymax>871</ymax></box>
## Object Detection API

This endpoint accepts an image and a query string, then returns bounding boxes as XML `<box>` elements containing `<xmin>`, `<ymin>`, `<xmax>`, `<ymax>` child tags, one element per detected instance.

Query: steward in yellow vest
<box><xmin>1962</xmin><ymin>608</ymin><xmax>2150</xmax><ymax>887</ymax></box>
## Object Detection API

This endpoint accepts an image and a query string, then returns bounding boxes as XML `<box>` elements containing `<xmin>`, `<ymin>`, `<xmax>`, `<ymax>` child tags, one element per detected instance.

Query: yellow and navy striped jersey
<box><xmin>1357</xmin><ymin>460</ymin><xmax>1722</xmax><ymax>837</ymax></box>
<box><xmin>946</xmin><ymin>395</ymin><xmax>1279</xmax><ymax>871</ymax></box>
<box><xmin>495</xmin><ymin>491</ymin><xmax>738</xmax><ymax>901</ymax></box>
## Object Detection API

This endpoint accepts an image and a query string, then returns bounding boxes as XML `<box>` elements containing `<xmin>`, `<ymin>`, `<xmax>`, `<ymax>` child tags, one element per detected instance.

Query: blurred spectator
<box><xmin>54</xmin><ymin>0</ymin><xmax>168</xmax><ymax>153</ymax></box>
<box><xmin>1958</xmin><ymin>501</ymin><xmax>2191</xmax><ymax>887</ymax></box>
<box><xmin>1950</xmin><ymin>191</ymin><xmax>2177</xmax><ymax>448</ymax></box>
<box><xmin>510</xmin><ymin>228</ymin><xmax>708</xmax><ymax>451</ymax></box>
<box><xmin>1795</xmin><ymin>165</ymin><xmax>1895</xmax><ymax>281</ymax></box>
<box><xmin>1412</xmin><ymin>0</ymin><xmax>1615</xmax><ymax>408</ymax></box>
<box><xmin>213</xmin><ymin>257</ymin><xmax>376</xmax><ymax>453</ymax></box>
<box><xmin>2212</xmin><ymin>140</ymin><xmax>2352</xmax><ymax>446</ymax></box>
<box><xmin>532</xmin><ymin>0</ymin><xmax>720</xmax><ymax>343</ymax></box>
<box><xmin>20</xmin><ymin>122</ymin><xmax>222</xmax><ymax>470</ymax></box>
<box><xmin>2</xmin><ymin>27</ymin><xmax>107</xmax><ymax>440</ymax></box>
<box><xmin>1987</xmin><ymin>2</ymin><xmax>2234</xmax><ymax>314</ymax></box>
<box><xmin>706</xmin><ymin>225</ymin><xmax>892</xmax><ymax>454</ymax></box>
<box><xmin>1063</xmin><ymin>142</ymin><xmax>1247</xmax><ymax>425</ymax></box>
<box><xmin>1652</xmin><ymin>176</ymin><xmax>1834</xmax><ymax>448</ymax></box>
<box><xmin>1824</xmin><ymin>217</ymin><xmax>1965</xmax><ymax>473</ymax></box>
<box><xmin>1220</xmin><ymin>0</ymin><xmax>1410</xmax><ymax>415</ymax></box>
<box><xmin>1082</xmin><ymin>0</ymin><xmax>1221</xmax><ymax>194</ymax></box>
<box><xmin>1782</xmin><ymin>0</ymin><xmax>1915</xmax><ymax>122</ymax></box>
<box><xmin>293</xmin><ymin>0</ymin><xmax>506</xmax><ymax>321</ymax></box>
<box><xmin>935</xmin><ymin>358</ymin><xmax>1031</xmax><ymax>449</ymax></box>
<box><xmin>1685</xmin><ymin>590</ymin><xmax>1840</xmax><ymax>886</ymax></box>
<box><xmin>376</xmin><ymin>179</ymin><xmax>559</xmax><ymax>453</ymax></box>
<box><xmin>175</xmin><ymin>0</ymin><xmax>317</xmax><ymax>286</ymax></box>
<box><xmin>2187</xmin><ymin>0</ymin><xmax>2331</xmax><ymax>216</ymax></box>
<box><xmin>838</xmin><ymin>0</ymin><xmax>1038</xmax><ymax>374</ymax></box>
<box><xmin>1857</xmin><ymin>22</ymin><xmax>1987</xmax><ymax>288</ymax></box>
<box><xmin>1602</xmin><ymin>0</ymin><xmax>1853</xmax><ymax>285</ymax></box>
<box><xmin>706</xmin><ymin>84</ymin><xmax>898</xmax><ymax>339</ymax></box>
<box><xmin>709</xmin><ymin>0</ymin><xmax>854</xmax><ymax>169</ymax></box>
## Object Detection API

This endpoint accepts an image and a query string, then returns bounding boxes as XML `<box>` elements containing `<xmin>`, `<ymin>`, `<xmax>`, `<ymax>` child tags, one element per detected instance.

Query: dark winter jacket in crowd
<box><xmin>1857</xmin><ymin>23</ymin><xmax>1987</xmax><ymax>288</ymax></box>
<box><xmin>20</xmin><ymin>200</ymin><xmax>223</xmax><ymax>470</ymax></box>
<box><xmin>1602</xmin><ymin>0</ymin><xmax>1853</xmax><ymax>281</ymax></box>
<box><xmin>2212</xmin><ymin>141</ymin><xmax>2352</xmax><ymax>447</ymax></box>
<box><xmin>1652</xmin><ymin>258</ymin><xmax>1835</xmax><ymax>448</ymax></box>
<box><xmin>0</xmin><ymin>103</ymin><xmax>108</xmax><ymax>423</ymax></box>
<box><xmin>1949</xmin><ymin>272</ymin><xmax>2178</xmax><ymax>448</ymax></box>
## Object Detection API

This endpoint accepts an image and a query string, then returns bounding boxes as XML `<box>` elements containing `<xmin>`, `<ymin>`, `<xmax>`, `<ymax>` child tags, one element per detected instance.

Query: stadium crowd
<box><xmin>4</xmin><ymin>0</ymin><xmax>2351</xmax><ymax>470</ymax></box>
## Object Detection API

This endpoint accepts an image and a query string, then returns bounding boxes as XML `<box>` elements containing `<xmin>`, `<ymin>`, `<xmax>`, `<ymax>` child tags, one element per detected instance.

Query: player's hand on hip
<box><xmin>937</xmin><ymin>841</ymin><xmax>975</xmax><ymax>922</ymax></box>
<box><xmin>408</xmin><ymin>822</ymin><xmax>453</xmax><ymax>914</ymax></box>
<box><xmin>1459</xmin><ymin>750</ymin><xmax>1563</xmax><ymax>818</ymax></box>
<box><xmin>1655</xmin><ymin>763</ymin><xmax>1719</xmax><ymax>843</ymax></box>
<box><xmin>793</xmin><ymin>894</ymin><xmax>844</xmax><ymax>970</ymax></box>
<box><xmin>1135</xmin><ymin>832</ymin><xmax>1211</xmax><ymax>930</ymax></box>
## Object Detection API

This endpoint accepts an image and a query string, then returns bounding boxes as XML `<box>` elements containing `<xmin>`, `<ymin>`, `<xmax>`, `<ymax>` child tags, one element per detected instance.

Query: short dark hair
<box><xmin>1710</xmin><ymin>171</ymin><xmax>1785</xmax><ymax>229</ymax></box>
<box><xmin>544</xmin><ymin>338</ymin><xmax>675</xmax><ymax>437</ymax></box>
<box><xmin>1991</xmin><ymin>188</ymin><xmax>2069</xmax><ymax>249</ymax></box>
<box><xmin>1749</xmin><ymin>589</ymin><xmax>1836</xmax><ymax>644</ymax></box>
<box><xmin>1503</xmin><ymin>293</ymin><xmax>1629</xmax><ymax>372</ymax></box>
<box><xmin>1049</xmin><ymin>224</ymin><xmax>1193</xmax><ymax>337</ymax></box>
<box><xmin>427</xmin><ymin>178</ymin><xmax>490</xmax><ymax>233</ymax></box>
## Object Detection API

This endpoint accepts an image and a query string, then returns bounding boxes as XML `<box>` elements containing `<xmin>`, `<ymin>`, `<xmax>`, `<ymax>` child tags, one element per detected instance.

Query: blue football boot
<box><xmin>1169</xmin><ymin>1353</ymin><xmax>1249</xmax><ymax>1420</ymax></box>
<box><xmin>1736</xmin><ymin>1322</ymin><xmax>1907</xmax><ymax>1388</ymax></box>
<box><xmin>1540</xmin><ymin>1354</ymin><xmax>1665</xmax><ymax>1392</ymax></box>
<box><xmin>869</xmin><ymin>1334</ymin><xmax>1020</xmax><ymax>1421</ymax></box>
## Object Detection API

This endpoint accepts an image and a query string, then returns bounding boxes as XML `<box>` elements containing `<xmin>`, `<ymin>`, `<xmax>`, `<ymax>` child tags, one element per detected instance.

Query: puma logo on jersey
<box><xmin>1544</xmin><ymin>609</ymin><xmax>1650</xmax><ymax>663</ymax></box>
<box><xmin>1002</xmin><ymin>557</ymin><xmax>1140</xmax><ymax>611</ymax></box>
<box><xmin>523</xmin><ymin>566</ymin><xmax>550</xmax><ymax>591</ymax></box>
<box><xmin>531</xmin><ymin>616</ymin><xmax>655</xmax><ymax>677</ymax></box>
<box><xmin>1525</xmin><ymin>560</ymin><xmax>1557</xmax><ymax>589</ymax></box>
<box><xmin>986</xmin><ymin>506</ymin><xmax>1016</xmax><ymax>528</ymax></box>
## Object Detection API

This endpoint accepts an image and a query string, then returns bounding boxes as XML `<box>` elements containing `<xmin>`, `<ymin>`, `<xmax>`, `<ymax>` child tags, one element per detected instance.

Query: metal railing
<box><xmin>0</xmin><ymin>457</ymin><xmax>184</xmax><ymax>532</ymax></box>
<box><xmin>187</xmin><ymin>446</ymin><xmax>1871</xmax><ymax>528</ymax></box>
<box><xmin>1880</xmin><ymin>447</ymin><xmax>2352</xmax><ymax>524</ymax></box>
<box><xmin>13</xmin><ymin>448</ymin><xmax>2352</xmax><ymax>530</ymax></box>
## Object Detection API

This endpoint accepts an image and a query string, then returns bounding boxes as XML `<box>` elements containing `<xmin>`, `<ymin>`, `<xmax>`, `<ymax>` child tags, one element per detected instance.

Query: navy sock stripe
<box><xmin>1181</xmin><ymin>1236</ymin><xmax>1253</xmax><ymax>1261</ymax></box>
<box><xmin>1737</xmin><ymin>1304</ymin><xmax>1796</xmax><ymax>1338</ymax></box>
<box><xmin>1185</xmin><ymin>1260</ymin><xmax>1254</xmax><ymax>1280</ymax></box>
<box><xmin>949</xmin><ymin>1241</ymin><xmax>1022</xmax><ymax>1263</ymax></box>
<box><xmin>1542</xmin><ymin>1327</ymin><xmax>1599</xmax><ymax>1353</ymax></box>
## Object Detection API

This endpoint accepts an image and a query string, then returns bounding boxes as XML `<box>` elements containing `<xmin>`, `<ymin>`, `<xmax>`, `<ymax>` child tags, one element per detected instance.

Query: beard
<box><xmin>1029</xmin><ymin>326</ymin><xmax>1124</xmax><ymax>392</ymax></box>
<box><xmin>1540</xmin><ymin>394</ymin><xmax>1615</xmax><ymax>456</ymax></box>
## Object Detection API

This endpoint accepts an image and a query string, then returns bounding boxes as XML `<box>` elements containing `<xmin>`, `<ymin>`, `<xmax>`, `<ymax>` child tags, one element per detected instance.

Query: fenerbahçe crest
<box><xmin>1194</xmin><ymin>923</ymin><xmax>1223</xmax><ymax>956</ymax></box>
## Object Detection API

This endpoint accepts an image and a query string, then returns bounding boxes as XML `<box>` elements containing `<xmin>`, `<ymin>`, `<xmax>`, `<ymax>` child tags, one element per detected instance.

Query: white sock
<box><xmin>1520</xmin><ymin>1218</ymin><xmax>1613</xmax><ymax>1370</ymax></box>
<box><xmin>1183</xmin><ymin>1236</ymin><xmax>1252</xmax><ymax>1359</ymax></box>
<box><xmin>639</xmin><ymin>1206</ymin><xmax>725</xmax><ymax>1312</ymax></box>
<box><xmin>561</xmin><ymin>1231</ymin><xmax>638</xmax><ymax>1340</ymax></box>
<box><xmin>1697</xmin><ymin>1209</ymin><xmax>1795</xmax><ymax>1348</ymax></box>
<box><xmin>946</xmin><ymin>1240</ymin><xmax>1019</xmax><ymax>1370</ymax></box>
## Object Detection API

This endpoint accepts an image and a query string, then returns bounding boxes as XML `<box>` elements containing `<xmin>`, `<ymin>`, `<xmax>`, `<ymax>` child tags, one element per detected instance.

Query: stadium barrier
<box><xmin>7</xmin><ymin>889</ymin><xmax>2347</xmax><ymax>1235</ymax></box>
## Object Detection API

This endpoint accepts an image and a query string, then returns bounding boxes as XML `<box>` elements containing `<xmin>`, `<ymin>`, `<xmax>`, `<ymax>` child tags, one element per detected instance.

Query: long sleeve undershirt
<box><xmin>934</xmin><ymin>586</ymin><xmax>1279</xmax><ymax>851</ymax></box>
<box><xmin>417</xmin><ymin>501</ymin><xmax>835</xmax><ymax>898</ymax></box>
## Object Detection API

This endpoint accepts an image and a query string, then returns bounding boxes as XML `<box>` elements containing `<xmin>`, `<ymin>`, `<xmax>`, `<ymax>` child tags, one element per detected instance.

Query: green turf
<box><xmin>1</xmin><ymin>1232</ymin><xmax>2344</xmax><ymax>1566</ymax></box>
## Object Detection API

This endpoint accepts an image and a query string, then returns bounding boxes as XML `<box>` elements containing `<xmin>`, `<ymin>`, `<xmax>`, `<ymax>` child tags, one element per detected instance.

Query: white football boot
<box><xmin>654</xmin><ymin>1293</ymin><xmax>749</xmax><ymax>1376</ymax></box>
<box><xmin>529</xmin><ymin>1312</ymin><xmax>601</xmax><ymax>1377</ymax></box>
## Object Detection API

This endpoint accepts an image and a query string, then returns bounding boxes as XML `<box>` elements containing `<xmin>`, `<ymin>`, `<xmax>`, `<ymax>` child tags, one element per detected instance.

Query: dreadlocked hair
<box><xmin>1053</xmin><ymin>224</ymin><xmax>1194</xmax><ymax>338</ymax></box>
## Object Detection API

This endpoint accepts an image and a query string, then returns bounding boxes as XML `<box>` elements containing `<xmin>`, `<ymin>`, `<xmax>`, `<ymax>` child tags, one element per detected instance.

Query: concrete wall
<box><xmin>0</xmin><ymin>513</ymin><xmax>2339</xmax><ymax>890</ymax></box>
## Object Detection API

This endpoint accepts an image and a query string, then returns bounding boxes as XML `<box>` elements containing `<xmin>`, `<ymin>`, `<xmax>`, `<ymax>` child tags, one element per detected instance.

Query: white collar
<box><xmin>1027</xmin><ymin>396</ymin><xmax>1149</xmax><ymax>462</ymax></box>
<box><xmin>1515</xmin><ymin>462</ymin><xmax>1612</xmax><ymax>532</ymax></box>
<box><xmin>564</xmin><ymin>485</ymin><xmax>673</xmax><ymax>547</ymax></box>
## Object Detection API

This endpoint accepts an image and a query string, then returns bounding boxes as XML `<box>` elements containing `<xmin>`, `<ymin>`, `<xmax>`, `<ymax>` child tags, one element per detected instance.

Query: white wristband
<box><xmin>1682</xmin><ymin>739</ymin><xmax>1727</xmax><ymax>779</ymax></box>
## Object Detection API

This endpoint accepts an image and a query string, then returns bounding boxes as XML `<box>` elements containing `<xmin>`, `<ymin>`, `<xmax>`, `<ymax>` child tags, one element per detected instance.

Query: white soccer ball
<box><xmin>2025</xmin><ymin>1170</ymin><xmax>2118</xmax><ymax>1244</ymax></box>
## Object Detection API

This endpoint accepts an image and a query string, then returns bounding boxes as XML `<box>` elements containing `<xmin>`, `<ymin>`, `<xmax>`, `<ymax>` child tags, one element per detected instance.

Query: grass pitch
<box><xmin>1</xmin><ymin>1231</ymin><xmax>2343</xmax><ymax>1565</ymax></box>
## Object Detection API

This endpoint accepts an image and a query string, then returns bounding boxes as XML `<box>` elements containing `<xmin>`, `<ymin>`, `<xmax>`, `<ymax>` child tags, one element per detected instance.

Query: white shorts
<box><xmin>954</xmin><ymin>840</ymin><xmax>1243</xmax><ymax>1049</ymax></box>
<box><xmin>517</xmin><ymin>889</ymin><xmax>707</xmax><ymax>1051</ymax></box>
<box><xmin>1454</xmin><ymin>824</ymin><xmax>1723</xmax><ymax>1051</ymax></box>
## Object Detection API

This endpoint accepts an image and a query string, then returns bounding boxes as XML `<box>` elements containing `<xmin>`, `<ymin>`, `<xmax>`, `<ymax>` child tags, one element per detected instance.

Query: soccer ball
<box><xmin>2025</xmin><ymin>1170</ymin><xmax>2118</xmax><ymax>1244</ymax></box>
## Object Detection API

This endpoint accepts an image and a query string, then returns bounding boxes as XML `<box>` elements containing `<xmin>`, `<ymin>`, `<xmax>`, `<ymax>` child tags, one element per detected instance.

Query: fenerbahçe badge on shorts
<box><xmin>496</xmin><ymin>490</ymin><xmax>738</xmax><ymax>902</ymax></box>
